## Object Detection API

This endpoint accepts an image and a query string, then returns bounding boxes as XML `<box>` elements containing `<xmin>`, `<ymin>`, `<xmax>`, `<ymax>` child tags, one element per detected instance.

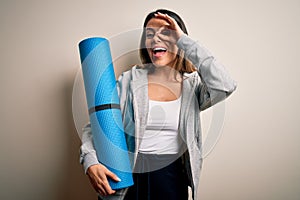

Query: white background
<box><xmin>0</xmin><ymin>0</ymin><xmax>299</xmax><ymax>199</ymax></box>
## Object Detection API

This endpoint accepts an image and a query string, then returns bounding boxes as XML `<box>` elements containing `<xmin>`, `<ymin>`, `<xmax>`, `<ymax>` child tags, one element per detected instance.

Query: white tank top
<box><xmin>139</xmin><ymin>96</ymin><xmax>185</xmax><ymax>154</ymax></box>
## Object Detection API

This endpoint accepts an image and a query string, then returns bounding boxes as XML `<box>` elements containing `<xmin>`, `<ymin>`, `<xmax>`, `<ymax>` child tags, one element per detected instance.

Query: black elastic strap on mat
<box><xmin>89</xmin><ymin>104</ymin><xmax>120</xmax><ymax>114</ymax></box>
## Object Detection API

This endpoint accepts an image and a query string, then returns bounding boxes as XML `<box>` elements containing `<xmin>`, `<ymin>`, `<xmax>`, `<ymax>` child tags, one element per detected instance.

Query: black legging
<box><xmin>124</xmin><ymin>154</ymin><xmax>188</xmax><ymax>200</ymax></box>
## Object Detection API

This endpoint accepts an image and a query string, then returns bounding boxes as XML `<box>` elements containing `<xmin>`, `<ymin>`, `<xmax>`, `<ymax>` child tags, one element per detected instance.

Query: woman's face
<box><xmin>145</xmin><ymin>17</ymin><xmax>178</xmax><ymax>67</ymax></box>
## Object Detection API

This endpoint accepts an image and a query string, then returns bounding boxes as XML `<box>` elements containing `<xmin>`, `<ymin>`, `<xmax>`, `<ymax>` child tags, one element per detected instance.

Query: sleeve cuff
<box><xmin>82</xmin><ymin>151</ymin><xmax>99</xmax><ymax>174</ymax></box>
<box><xmin>176</xmin><ymin>34</ymin><xmax>196</xmax><ymax>51</ymax></box>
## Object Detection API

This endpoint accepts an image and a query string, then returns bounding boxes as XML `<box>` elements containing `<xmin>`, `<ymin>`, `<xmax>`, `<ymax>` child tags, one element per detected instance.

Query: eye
<box><xmin>146</xmin><ymin>33</ymin><xmax>154</xmax><ymax>39</ymax></box>
<box><xmin>161</xmin><ymin>29</ymin><xmax>171</xmax><ymax>36</ymax></box>
<box><xmin>145</xmin><ymin>28</ymin><xmax>155</xmax><ymax>39</ymax></box>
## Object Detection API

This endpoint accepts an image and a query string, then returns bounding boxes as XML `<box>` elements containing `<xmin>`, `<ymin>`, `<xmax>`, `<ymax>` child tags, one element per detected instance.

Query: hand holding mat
<box><xmin>78</xmin><ymin>37</ymin><xmax>133</xmax><ymax>190</ymax></box>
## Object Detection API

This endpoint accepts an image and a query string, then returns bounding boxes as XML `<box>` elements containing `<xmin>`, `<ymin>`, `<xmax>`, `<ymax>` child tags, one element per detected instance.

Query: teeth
<box><xmin>153</xmin><ymin>47</ymin><xmax>167</xmax><ymax>52</ymax></box>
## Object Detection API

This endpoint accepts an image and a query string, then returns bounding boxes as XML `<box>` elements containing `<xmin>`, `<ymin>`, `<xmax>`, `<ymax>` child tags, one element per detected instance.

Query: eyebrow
<box><xmin>145</xmin><ymin>27</ymin><xmax>155</xmax><ymax>32</ymax></box>
<box><xmin>146</xmin><ymin>26</ymin><xmax>169</xmax><ymax>32</ymax></box>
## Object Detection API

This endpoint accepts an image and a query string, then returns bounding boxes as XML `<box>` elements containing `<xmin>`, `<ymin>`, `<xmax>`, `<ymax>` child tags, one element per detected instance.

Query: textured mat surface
<box><xmin>79</xmin><ymin>37</ymin><xmax>133</xmax><ymax>189</ymax></box>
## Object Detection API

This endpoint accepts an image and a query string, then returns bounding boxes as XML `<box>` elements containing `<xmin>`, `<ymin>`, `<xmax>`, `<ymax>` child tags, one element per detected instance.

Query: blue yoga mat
<box><xmin>78</xmin><ymin>37</ymin><xmax>133</xmax><ymax>190</ymax></box>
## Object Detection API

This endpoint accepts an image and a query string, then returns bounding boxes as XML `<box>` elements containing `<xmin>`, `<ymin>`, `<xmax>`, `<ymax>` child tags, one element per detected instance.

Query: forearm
<box><xmin>177</xmin><ymin>34</ymin><xmax>237</xmax><ymax>94</ymax></box>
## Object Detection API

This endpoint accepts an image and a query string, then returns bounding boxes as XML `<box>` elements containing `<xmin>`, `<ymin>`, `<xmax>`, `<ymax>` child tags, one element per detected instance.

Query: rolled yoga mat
<box><xmin>78</xmin><ymin>37</ymin><xmax>133</xmax><ymax>189</ymax></box>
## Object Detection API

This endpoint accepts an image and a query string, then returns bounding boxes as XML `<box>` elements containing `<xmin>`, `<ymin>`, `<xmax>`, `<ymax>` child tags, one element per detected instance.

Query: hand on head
<box><xmin>154</xmin><ymin>12</ymin><xmax>184</xmax><ymax>43</ymax></box>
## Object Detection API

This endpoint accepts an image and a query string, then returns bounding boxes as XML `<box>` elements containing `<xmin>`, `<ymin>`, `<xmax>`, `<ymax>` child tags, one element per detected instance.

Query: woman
<box><xmin>80</xmin><ymin>9</ymin><xmax>237</xmax><ymax>200</ymax></box>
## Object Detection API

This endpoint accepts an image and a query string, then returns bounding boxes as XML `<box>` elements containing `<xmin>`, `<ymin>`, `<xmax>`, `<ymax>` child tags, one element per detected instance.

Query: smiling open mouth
<box><xmin>152</xmin><ymin>47</ymin><xmax>167</xmax><ymax>57</ymax></box>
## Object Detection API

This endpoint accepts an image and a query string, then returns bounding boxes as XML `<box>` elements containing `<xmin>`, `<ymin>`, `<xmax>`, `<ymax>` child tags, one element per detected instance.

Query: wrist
<box><xmin>83</xmin><ymin>152</ymin><xmax>99</xmax><ymax>174</ymax></box>
<box><xmin>174</xmin><ymin>30</ymin><xmax>184</xmax><ymax>42</ymax></box>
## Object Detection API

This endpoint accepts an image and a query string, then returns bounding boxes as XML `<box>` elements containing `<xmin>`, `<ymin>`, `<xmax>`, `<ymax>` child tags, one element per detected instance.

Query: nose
<box><xmin>152</xmin><ymin>32</ymin><xmax>161</xmax><ymax>43</ymax></box>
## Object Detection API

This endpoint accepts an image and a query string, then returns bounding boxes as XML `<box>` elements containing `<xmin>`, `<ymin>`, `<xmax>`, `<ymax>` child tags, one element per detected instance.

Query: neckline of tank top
<box><xmin>148</xmin><ymin>95</ymin><xmax>182</xmax><ymax>103</ymax></box>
